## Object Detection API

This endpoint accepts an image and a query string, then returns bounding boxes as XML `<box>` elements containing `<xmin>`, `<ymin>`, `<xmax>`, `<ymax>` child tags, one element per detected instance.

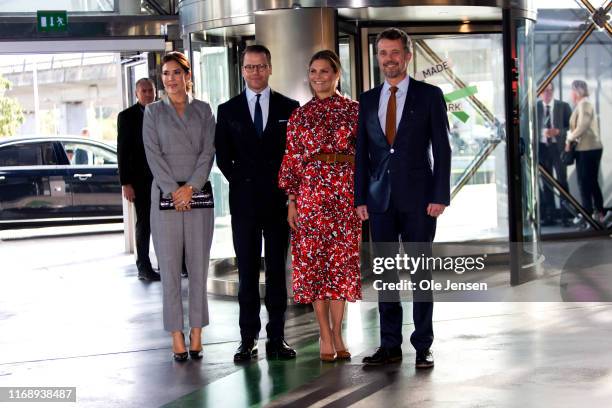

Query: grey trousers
<box><xmin>150</xmin><ymin>206</ymin><xmax>214</xmax><ymax>332</ymax></box>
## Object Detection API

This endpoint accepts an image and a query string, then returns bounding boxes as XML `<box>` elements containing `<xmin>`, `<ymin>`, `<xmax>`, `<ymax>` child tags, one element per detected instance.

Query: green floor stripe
<box><xmin>161</xmin><ymin>338</ymin><xmax>349</xmax><ymax>408</ymax></box>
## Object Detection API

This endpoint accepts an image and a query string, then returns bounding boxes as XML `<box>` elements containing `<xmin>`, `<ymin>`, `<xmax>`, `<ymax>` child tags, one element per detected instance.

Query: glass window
<box><xmin>0</xmin><ymin>53</ymin><xmax>122</xmax><ymax>145</ymax></box>
<box><xmin>61</xmin><ymin>142</ymin><xmax>117</xmax><ymax>166</ymax></box>
<box><xmin>535</xmin><ymin>2</ymin><xmax>612</xmax><ymax>234</ymax></box>
<box><xmin>338</xmin><ymin>35</ymin><xmax>356</xmax><ymax>99</ymax></box>
<box><xmin>534</xmin><ymin>1</ymin><xmax>599</xmax><ymax>84</ymax></box>
<box><xmin>0</xmin><ymin>142</ymin><xmax>56</xmax><ymax>166</ymax></box>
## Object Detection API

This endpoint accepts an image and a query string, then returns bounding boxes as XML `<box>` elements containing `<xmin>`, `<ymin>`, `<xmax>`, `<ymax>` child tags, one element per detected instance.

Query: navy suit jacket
<box><xmin>536</xmin><ymin>99</ymin><xmax>572</xmax><ymax>153</ymax></box>
<box><xmin>215</xmin><ymin>90</ymin><xmax>299</xmax><ymax>217</ymax></box>
<box><xmin>354</xmin><ymin>78</ymin><xmax>451</xmax><ymax>213</ymax></box>
<box><xmin>117</xmin><ymin>103</ymin><xmax>153</xmax><ymax>187</ymax></box>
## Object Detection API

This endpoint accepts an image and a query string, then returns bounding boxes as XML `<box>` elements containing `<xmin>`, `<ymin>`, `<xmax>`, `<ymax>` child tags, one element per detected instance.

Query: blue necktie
<box><xmin>254</xmin><ymin>94</ymin><xmax>263</xmax><ymax>138</ymax></box>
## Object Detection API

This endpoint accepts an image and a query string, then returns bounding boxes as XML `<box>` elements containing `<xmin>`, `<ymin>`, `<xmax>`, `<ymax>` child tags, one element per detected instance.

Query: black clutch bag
<box><xmin>159</xmin><ymin>181</ymin><xmax>214</xmax><ymax>210</ymax></box>
<box><xmin>560</xmin><ymin>141</ymin><xmax>577</xmax><ymax>166</ymax></box>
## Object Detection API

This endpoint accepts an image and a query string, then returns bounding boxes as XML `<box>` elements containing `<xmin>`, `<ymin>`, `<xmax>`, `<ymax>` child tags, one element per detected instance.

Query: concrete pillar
<box><xmin>255</xmin><ymin>8</ymin><xmax>336</xmax><ymax>105</ymax></box>
<box><xmin>65</xmin><ymin>102</ymin><xmax>87</xmax><ymax>135</ymax></box>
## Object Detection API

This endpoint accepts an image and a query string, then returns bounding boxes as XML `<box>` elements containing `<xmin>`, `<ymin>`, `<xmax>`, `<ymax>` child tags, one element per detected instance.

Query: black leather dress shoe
<box><xmin>362</xmin><ymin>347</ymin><xmax>402</xmax><ymax>366</ymax></box>
<box><xmin>234</xmin><ymin>338</ymin><xmax>258</xmax><ymax>362</ymax></box>
<box><xmin>415</xmin><ymin>350</ymin><xmax>434</xmax><ymax>369</ymax></box>
<box><xmin>265</xmin><ymin>338</ymin><xmax>297</xmax><ymax>360</ymax></box>
<box><xmin>138</xmin><ymin>269</ymin><xmax>161</xmax><ymax>281</ymax></box>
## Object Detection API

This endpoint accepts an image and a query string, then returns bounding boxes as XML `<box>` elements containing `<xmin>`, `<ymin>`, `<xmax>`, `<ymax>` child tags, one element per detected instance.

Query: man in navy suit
<box><xmin>215</xmin><ymin>45</ymin><xmax>299</xmax><ymax>362</ymax></box>
<box><xmin>355</xmin><ymin>28</ymin><xmax>451</xmax><ymax>368</ymax></box>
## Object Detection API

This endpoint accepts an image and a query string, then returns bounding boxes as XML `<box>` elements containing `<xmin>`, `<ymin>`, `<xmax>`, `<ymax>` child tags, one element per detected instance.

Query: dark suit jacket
<box><xmin>536</xmin><ymin>99</ymin><xmax>572</xmax><ymax>152</ymax></box>
<box><xmin>215</xmin><ymin>90</ymin><xmax>299</xmax><ymax>216</ymax></box>
<box><xmin>117</xmin><ymin>103</ymin><xmax>153</xmax><ymax>187</ymax></box>
<box><xmin>354</xmin><ymin>78</ymin><xmax>452</xmax><ymax>213</ymax></box>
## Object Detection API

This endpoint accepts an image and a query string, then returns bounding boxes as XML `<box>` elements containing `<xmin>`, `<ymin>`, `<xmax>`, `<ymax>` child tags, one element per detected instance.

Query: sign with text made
<box><xmin>37</xmin><ymin>11</ymin><xmax>68</xmax><ymax>33</ymax></box>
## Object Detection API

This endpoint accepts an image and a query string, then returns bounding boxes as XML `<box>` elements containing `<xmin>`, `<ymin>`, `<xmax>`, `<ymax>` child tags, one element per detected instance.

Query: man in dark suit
<box><xmin>117</xmin><ymin>78</ymin><xmax>160</xmax><ymax>281</ymax></box>
<box><xmin>355</xmin><ymin>28</ymin><xmax>451</xmax><ymax>368</ymax></box>
<box><xmin>215</xmin><ymin>45</ymin><xmax>299</xmax><ymax>362</ymax></box>
<box><xmin>537</xmin><ymin>83</ymin><xmax>572</xmax><ymax>226</ymax></box>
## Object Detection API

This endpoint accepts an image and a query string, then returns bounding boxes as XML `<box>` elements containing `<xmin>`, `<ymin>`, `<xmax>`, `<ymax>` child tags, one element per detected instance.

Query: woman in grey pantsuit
<box><xmin>143</xmin><ymin>52</ymin><xmax>216</xmax><ymax>362</ymax></box>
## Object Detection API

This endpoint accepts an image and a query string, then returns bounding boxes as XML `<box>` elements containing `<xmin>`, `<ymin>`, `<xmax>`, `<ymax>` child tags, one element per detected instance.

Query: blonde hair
<box><xmin>571</xmin><ymin>80</ymin><xmax>589</xmax><ymax>98</ymax></box>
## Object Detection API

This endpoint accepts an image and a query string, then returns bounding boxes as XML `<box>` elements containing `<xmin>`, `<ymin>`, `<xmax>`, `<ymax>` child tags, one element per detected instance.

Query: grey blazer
<box><xmin>143</xmin><ymin>95</ymin><xmax>216</xmax><ymax>202</ymax></box>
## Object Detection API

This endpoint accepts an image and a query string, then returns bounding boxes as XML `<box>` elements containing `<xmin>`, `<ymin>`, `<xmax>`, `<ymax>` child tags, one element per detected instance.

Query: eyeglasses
<box><xmin>243</xmin><ymin>64</ymin><xmax>269</xmax><ymax>73</ymax></box>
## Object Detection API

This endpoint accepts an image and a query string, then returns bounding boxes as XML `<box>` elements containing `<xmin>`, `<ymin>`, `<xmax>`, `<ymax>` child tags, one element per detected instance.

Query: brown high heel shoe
<box><xmin>336</xmin><ymin>350</ymin><xmax>351</xmax><ymax>360</ymax></box>
<box><xmin>319</xmin><ymin>338</ymin><xmax>336</xmax><ymax>362</ymax></box>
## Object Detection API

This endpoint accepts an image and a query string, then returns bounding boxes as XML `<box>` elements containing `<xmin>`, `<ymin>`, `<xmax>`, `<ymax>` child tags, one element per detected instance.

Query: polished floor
<box><xmin>0</xmin><ymin>229</ymin><xmax>611</xmax><ymax>407</ymax></box>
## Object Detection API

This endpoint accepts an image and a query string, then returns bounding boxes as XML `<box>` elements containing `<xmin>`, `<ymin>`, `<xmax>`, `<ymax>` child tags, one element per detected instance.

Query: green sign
<box><xmin>444</xmin><ymin>86</ymin><xmax>479</xmax><ymax>123</ymax></box>
<box><xmin>37</xmin><ymin>11</ymin><xmax>68</xmax><ymax>33</ymax></box>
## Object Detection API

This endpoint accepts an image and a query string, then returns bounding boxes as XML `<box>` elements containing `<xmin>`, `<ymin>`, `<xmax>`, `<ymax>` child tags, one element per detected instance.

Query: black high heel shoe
<box><xmin>189</xmin><ymin>331</ymin><xmax>203</xmax><ymax>360</ymax></box>
<box><xmin>173</xmin><ymin>332</ymin><xmax>188</xmax><ymax>362</ymax></box>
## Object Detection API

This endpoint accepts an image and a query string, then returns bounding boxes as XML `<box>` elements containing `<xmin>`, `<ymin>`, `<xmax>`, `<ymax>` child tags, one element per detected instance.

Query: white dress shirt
<box><xmin>540</xmin><ymin>101</ymin><xmax>555</xmax><ymax>143</ymax></box>
<box><xmin>378</xmin><ymin>75</ymin><xmax>410</xmax><ymax>134</ymax></box>
<box><xmin>246</xmin><ymin>86</ymin><xmax>270</xmax><ymax>130</ymax></box>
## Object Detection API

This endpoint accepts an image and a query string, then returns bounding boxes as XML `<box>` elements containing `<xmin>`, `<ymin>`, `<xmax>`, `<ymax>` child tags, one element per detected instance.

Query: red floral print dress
<box><xmin>279</xmin><ymin>92</ymin><xmax>362</xmax><ymax>304</ymax></box>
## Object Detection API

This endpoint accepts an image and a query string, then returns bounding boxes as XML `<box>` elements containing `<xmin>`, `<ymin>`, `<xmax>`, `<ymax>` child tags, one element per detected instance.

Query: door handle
<box><xmin>73</xmin><ymin>173</ymin><xmax>93</xmax><ymax>181</ymax></box>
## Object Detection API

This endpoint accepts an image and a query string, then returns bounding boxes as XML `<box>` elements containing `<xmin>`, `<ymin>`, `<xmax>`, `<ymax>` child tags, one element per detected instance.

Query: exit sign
<box><xmin>37</xmin><ymin>11</ymin><xmax>68</xmax><ymax>32</ymax></box>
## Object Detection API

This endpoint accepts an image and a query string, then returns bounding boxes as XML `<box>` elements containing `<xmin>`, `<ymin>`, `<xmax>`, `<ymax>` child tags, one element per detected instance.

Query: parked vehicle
<box><xmin>0</xmin><ymin>137</ymin><xmax>122</xmax><ymax>229</ymax></box>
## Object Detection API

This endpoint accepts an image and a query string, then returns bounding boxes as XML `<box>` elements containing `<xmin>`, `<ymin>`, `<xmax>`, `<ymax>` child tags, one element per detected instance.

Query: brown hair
<box><xmin>241</xmin><ymin>44</ymin><xmax>272</xmax><ymax>66</ymax></box>
<box><xmin>161</xmin><ymin>51</ymin><xmax>192</xmax><ymax>92</ymax></box>
<box><xmin>309</xmin><ymin>49</ymin><xmax>342</xmax><ymax>74</ymax></box>
<box><xmin>376</xmin><ymin>28</ymin><xmax>413</xmax><ymax>54</ymax></box>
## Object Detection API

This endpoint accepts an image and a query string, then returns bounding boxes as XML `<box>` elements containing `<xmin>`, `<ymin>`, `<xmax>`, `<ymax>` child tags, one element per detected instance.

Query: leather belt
<box><xmin>309</xmin><ymin>153</ymin><xmax>355</xmax><ymax>164</ymax></box>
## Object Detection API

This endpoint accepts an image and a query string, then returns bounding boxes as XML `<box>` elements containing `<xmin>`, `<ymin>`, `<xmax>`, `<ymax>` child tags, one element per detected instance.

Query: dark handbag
<box><xmin>159</xmin><ymin>181</ymin><xmax>214</xmax><ymax>210</ymax></box>
<box><xmin>560</xmin><ymin>141</ymin><xmax>577</xmax><ymax>166</ymax></box>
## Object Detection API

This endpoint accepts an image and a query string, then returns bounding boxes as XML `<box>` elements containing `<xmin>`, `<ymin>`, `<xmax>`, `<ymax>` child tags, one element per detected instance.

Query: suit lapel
<box><xmin>553</xmin><ymin>100</ymin><xmax>562</xmax><ymax>128</ymax></box>
<box><xmin>161</xmin><ymin>96</ymin><xmax>193</xmax><ymax>147</ymax></box>
<box><xmin>239</xmin><ymin>92</ymin><xmax>258</xmax><ymax>136</ymax></box>
<box><xmin>370</xmin><ymin>85</ymin><xmax>387</xmax><ymax>143</ymax></box>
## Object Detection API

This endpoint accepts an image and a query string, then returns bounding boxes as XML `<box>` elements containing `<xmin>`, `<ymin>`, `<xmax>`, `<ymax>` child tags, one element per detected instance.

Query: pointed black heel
<box><xmin>172</xmin><ymin>332</ymin><xmax>188</xmax><ymax>362</ymax></box>
<box><xmin>189</xmin><ymin>331</ymin><xmax>203</xmax><ymax>360</ymax></box>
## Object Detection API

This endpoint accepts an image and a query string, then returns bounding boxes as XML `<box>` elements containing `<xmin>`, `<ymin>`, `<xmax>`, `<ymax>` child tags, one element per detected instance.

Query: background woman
<box><xmin>143</xmin><ymin>52</ymin><xmax>216</xmax><ymax>362</ymax></box>
<box><xmin>565</xmin><ymin>80</ymin><xmax>605</xmax><ymax>224</ymax></box>
<box><xmin>279</xmin><ymin>50</ymin><xmax>361</xmax><ymax>362</ymax></box>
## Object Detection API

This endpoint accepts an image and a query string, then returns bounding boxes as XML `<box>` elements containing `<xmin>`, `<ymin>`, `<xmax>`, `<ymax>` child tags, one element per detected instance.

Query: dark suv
<box><xmin>0</xmin><ymin>137</ymin><xmax>122</xmax><ymax>229</ymax></box>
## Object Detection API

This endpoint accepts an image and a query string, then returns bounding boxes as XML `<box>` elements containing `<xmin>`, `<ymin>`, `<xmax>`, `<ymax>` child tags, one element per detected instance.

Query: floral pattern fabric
<box><xmin>279</xmin><ymin>92</ymin><xmax>362</xmax><ymax>304</ymax></box>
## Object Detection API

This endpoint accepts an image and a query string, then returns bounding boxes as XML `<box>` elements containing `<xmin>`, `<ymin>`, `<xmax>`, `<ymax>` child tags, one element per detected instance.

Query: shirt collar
<box><xmin>246</xmin><ymin>86</ymin><xmax>271</xmax><ymax>102</ymax></box>
<box><xmin>383</xmin><ymin>75</ymin><xmax>410</xmax><ymax>96</ymax></box>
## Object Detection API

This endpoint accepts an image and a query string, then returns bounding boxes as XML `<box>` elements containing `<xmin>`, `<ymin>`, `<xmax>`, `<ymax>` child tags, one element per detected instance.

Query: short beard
<box><xmin>383</xmin><ymin>67</ymin><xmax>404</xmax><ymax>79</ymax></box>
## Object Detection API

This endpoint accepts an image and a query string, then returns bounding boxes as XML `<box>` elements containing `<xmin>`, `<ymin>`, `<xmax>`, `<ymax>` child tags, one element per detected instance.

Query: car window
<box><xmin>0</xmin><ymin>142</ymin><xmax>58</xmax><ymax>167</ymax></box>
<box><xmin>61</xmin><ymin>142</ymin><xmax>117</xmax><ymax>166</ymax></box>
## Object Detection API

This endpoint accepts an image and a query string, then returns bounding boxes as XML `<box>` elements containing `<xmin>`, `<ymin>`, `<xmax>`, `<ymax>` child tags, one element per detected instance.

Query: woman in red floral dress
<box><xmin>279</xmin><ymin>50</ymin><xmax>361</xmax><ymax>361</ymax></box>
